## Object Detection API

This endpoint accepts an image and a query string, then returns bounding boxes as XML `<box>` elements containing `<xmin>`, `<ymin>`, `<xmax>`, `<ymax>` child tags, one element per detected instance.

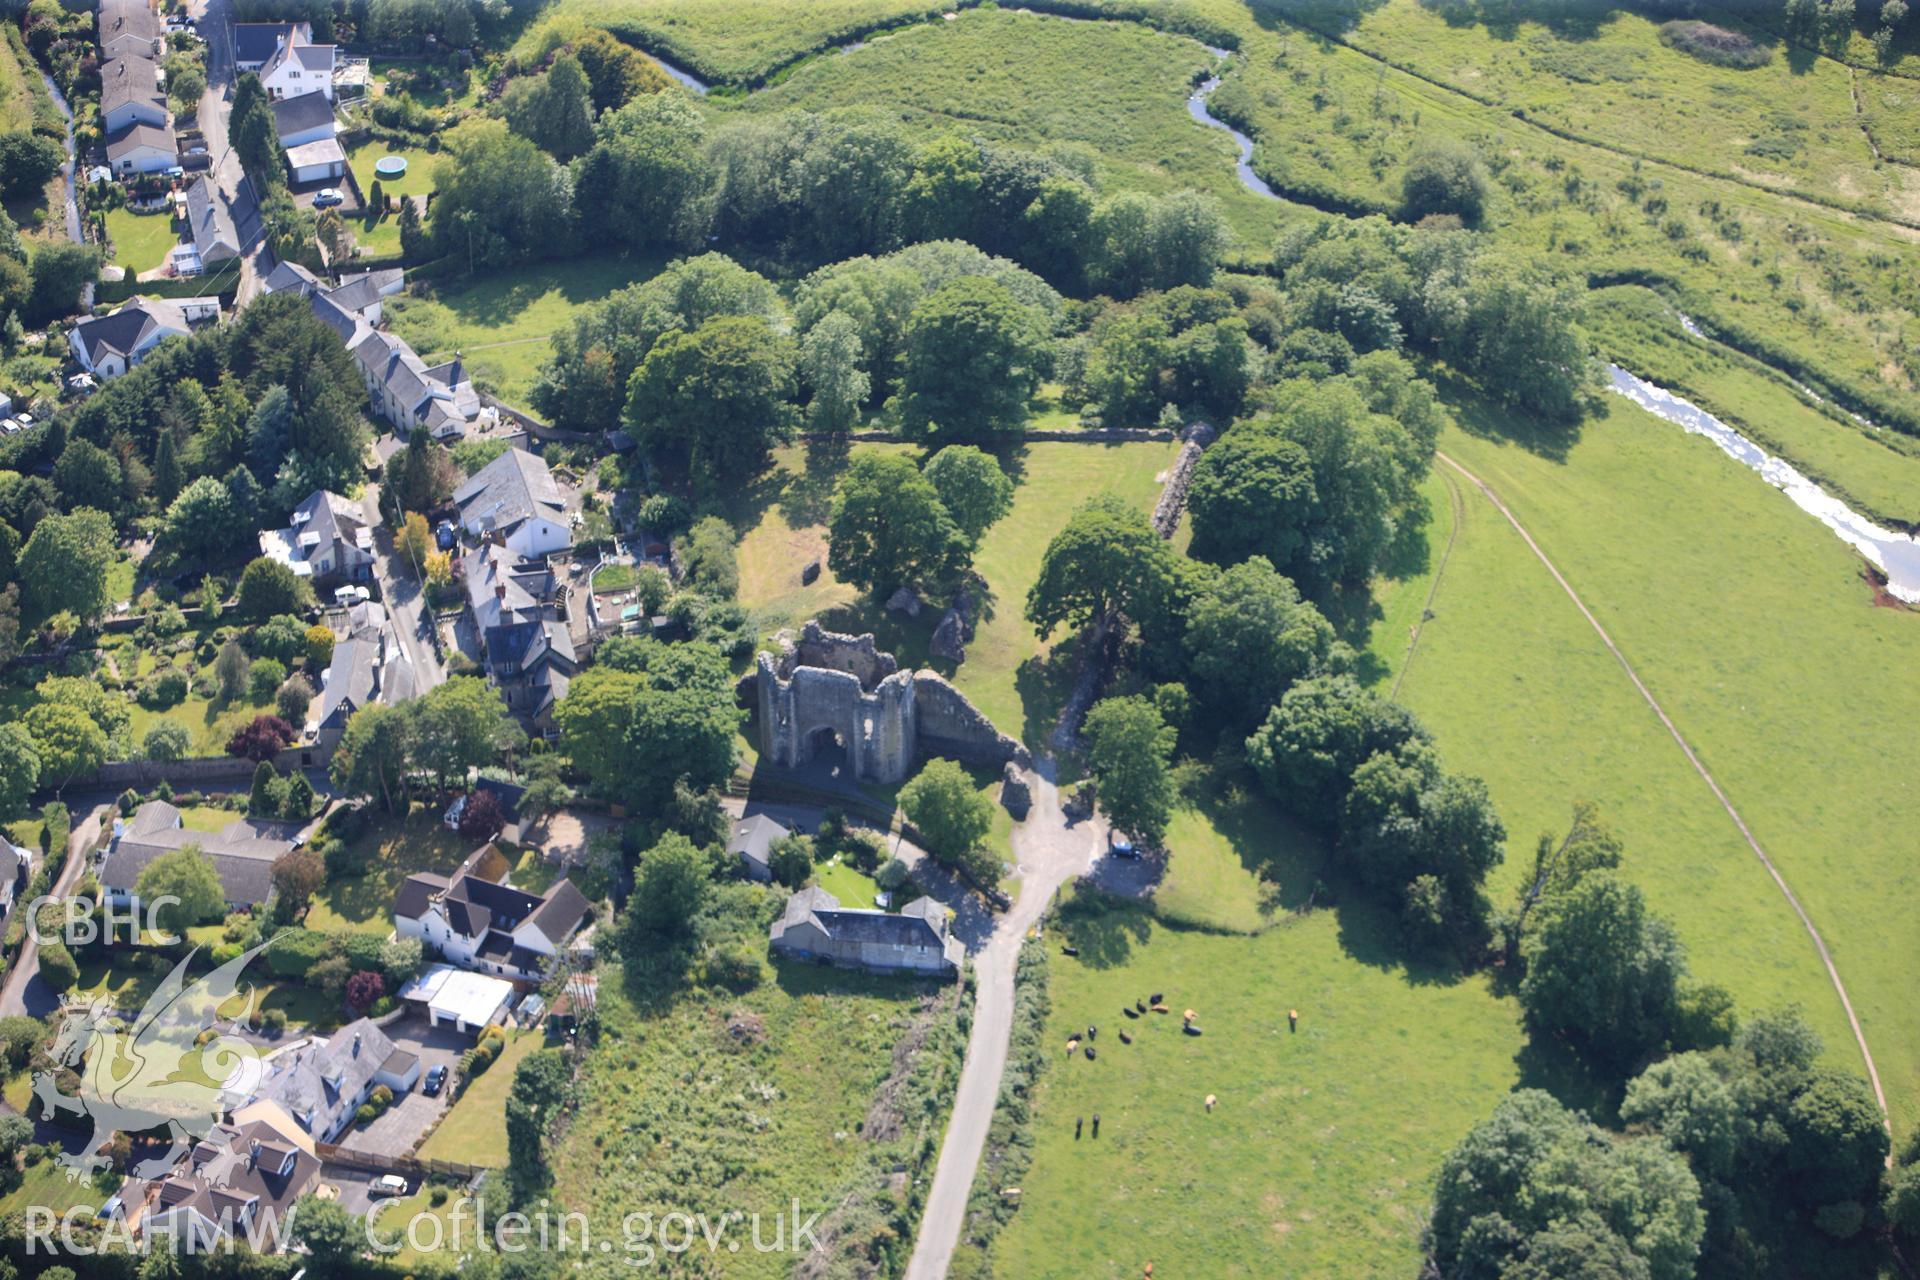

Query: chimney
<box><xmin>352</xmin><ymin>1030</ymin><xmax>362</xmax><ymax>1056</ymax></box>
<box><xmin>496</xmin><ymin>583</ymin><xmax>506</xmax><ymax>601</ymax></box>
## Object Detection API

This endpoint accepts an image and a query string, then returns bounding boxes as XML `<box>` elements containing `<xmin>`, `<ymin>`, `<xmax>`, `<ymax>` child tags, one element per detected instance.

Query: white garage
<box><xmin>398</xmin><ymin>965</ymin><xmax>515</xmax><ymax>1037</ymax></box>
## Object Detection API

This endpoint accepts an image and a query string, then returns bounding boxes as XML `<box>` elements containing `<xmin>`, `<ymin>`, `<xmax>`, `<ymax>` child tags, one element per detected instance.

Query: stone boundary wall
<box><xmin>71</xmin><ymin>744</ymin><xmax>326</xmax><ymax>792</ymax></box>
<box><xmin>1150</xmin><ymin>423</ymin><xmax>1217</xmax><ymax>538</ymax></box>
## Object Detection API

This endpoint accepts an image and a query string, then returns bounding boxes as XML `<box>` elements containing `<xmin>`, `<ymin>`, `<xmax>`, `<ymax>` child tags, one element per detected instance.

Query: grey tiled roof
<box><xmin>184</xmin><ymin>176</ymin><xmax>240</xmax><ymax>261</ymax></box>
<box><xmin>101</xmin><ymin>55</ymin><xmax>163</xmax><ymax>116</ymax></box>
<box><xmin>270</xmin><ymin>90</ymin><xmax>334</xmax><ymax>142</ymax></box>
<box><xmin>454</xmin><ymin>448</ymin><xmax>565</xmax><ymax>536</ymax></box>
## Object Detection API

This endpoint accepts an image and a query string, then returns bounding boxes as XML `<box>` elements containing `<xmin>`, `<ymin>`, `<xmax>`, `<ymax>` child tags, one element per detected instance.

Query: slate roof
<box><xmin>261</xmin><ymin>259</ymin><xmax>322</xmax><ymax>296</ymax></box>
<box><xmin>184</xmin><ymin>176</ymin><xmax>240</xmax><ymax>262</ymax></box>
<box><xmin>106</xmin><ymin>121</ymin><xmax>176</xmax><ymax>164</ymax></box>
<box><xmin>315</xmin><ymin>610</ymin><xmax>417</xmax><ymax>728</ymax></box>
<box><xmin>98</xmin><ymin>0</ymin><xmax>161</xmax><ymax>55</ymax></box>
<box><xmin>142</xmin><ymin>1118</ymin><xmax>320</xmax><ymax>1249</ymax></box>
<box><xmin>322</xmin><ymin>274</ymin><xmax>382</xmax><ymax>316</ymax></box>
<box><xmin>71</xmin><ymin>298</ymin><xmax>191</xmax><ymax>367</ymax></box>
<box><xmin>264</xmin><ymin>38</ymin><xmax>334</xmax><ymax>78</ymax></box>
<box><xmin>252</xmin><ymin>1019</ymin><xmax>398</xmax><ymax>1139</ymax></box>
<box><xmin>770</xmin><ymin>888</ymin><xmax>959</xmax><ymax>963</ymax></box>
<box><xmin>394</xmin><ymin>872</ymin><xmax>449</xmax><ymax>920</ymax></box>
<box><xmin>728</xmin><ymin>813</ymin><xmax>790</xmax><ymax>877</ymax></box>
<box><xmin>454</xmin><ymin>448</ymin><xmax>565</xmax><ymax>537</ymax></box>
<box><xmin>101</xmin><ymin>803</ymin><xmax>297</xmax><ymax>907</ymax></box>
<box><xmin>233</xmin><ymin>22</ymin><xmax>302</xmax><ymax>66</ymax></box>
<box><xmin>271</xmin><ymin>90</ymin><xmax>334</xmax><ymax>142</ymax></box>
<box><xmin>101</xmin><ymin>54</ymin><xmax>163</xmax><ymax>116</ymax></box>
<box><xmin>397</xmin><ymin>857</ymin><xmax>591</xmax><ymax>953</ymax></box>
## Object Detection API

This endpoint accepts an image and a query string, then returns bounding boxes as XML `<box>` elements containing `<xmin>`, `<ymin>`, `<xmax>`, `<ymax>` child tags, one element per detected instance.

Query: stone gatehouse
<box><xmin>752</xmin><ymin>621</ymin><xmax>1030</xmax><ymax>785</ymax></box>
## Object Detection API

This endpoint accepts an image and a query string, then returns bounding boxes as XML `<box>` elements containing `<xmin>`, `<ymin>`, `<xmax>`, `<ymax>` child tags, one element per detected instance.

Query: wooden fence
<box><xmin>315</xmin><ymin>1141</ymin><xmax>490</xmax><ymax>1182</ymax></box>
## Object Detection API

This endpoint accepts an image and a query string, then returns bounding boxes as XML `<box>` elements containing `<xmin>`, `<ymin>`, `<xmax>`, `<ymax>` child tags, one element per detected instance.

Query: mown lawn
<box><xmin>104</xmin><ymin>206</ymin><xmax>180</xmax><ymax>273</ymax></box>
<box><xmin>991</xmin><ymin>899</ymin><xmax>1525</xmax><ymax>1277</ymax></box>
<box><xmin>545</xmin><ymin>958</ymin><xmax>961</xmax><ymax>1278</ymax></box>
<box><xmin>383</xmin><ymin>252</ymin><xmax>665</xmax><ymax>407</ymax></box>
<box><xmin>0</xmin><ymin>1151</ymin><xmax>117</xmax><ymax>1220</ymax></box>
<box><xmin>302</xmin><ymin>807</ymin><xmax>476</xmax><ymax>936</ymax></box>
<box><xmin>1398</xmin><ymin>390</ymin><xmax>1920</xmax><ymax>1135</ymax></box>
<box><xmin>416</xmin><ymin>1027</ymin><xmax>544</xmax><ymax>1166</ymax></box>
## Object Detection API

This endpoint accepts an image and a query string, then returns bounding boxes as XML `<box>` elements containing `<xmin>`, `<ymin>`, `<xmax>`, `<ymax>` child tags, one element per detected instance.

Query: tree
<box><xmin>624</xmin><ymin>832</ymin><xmax>710</xmax><ymax>940</ymax></box>
<box><xmin>827</xmin><ymin>453</ymin><xmax>961</xmax><ymax>598</ymax></box>
<box><xmin>289</xmin><ymin>1194</ymin><xmax>360</xmax><ymax>1271</ymax></box>
<box><xmin>271</xmin><ymin>847</ymin><xmax>324</xmax><ymax>908</ymax></box>
<box><xmin>498</xmin><ymin>52</ymin><xmax>595</xmax><ymax>160</ymax></box>
<box><xmin>27</xmin><ymin>242</ymin><xmax>100</xmax><ymax>324</ymax></box>
<box><xmin>768</xmin><ymin>835</ymin><xmax>817</xmax><ymax>889</ymax></box>
<box><xmin>1025</xmin><ymin>493</ymin><xmax>1177</xmax><ymax>637</ymax></box>
<box><xmin>1184</xmin><ymin>557</ymin><xmax>1335</xmax><ymax>727</ymax></box>
<box><xmin>899</xmin><ymin>759</ymin><xmax>998</xmax><ymax>884</ymax></box>
<box><xmin>507</xmin><ymin>1048</ymin><xmax>572</xmax><ymax>1196</ymax></box>
<box><xmin>1785</xmin><ymin>1070</ymin><xmax>1889</xmax><ymax>1206</ymax></box>
<box><xmin>229</xmin><ymin>75</ymin><xmax>281</xmax><ymax>184</ymax></box>
<box><xmin>1621</xmin><ymin>1051</ymin><xmax>1747</xmax><ymax>1181</ymax></box>
<box><xmin>305</xmin><ymin>623</ymin><xmax>336</xmax><ymax>670</ymax></box>
<box><xmin>1519</xmin><ymin>872</ymin><xmax>1687</xmax><ymax>1070</ymax></box>
<box><xmin>1401</xmin><ymin>137</ymin><xmax>1490</xmax><ymax>225</ymax></box>
<box><xmin>427</xmin><ymin>118</ymin><xmax>577</xmax><ymax>271</ymax></box>
<box><xmin>396</xmin><ymin>511</ymin><xmax>434</xmax><ymax>576</ymax></box>
<box><xmin>457</xmin><ymin>788</ymin><xmax>507</xmax><ymax>842</ymax></box>
<box><xmin>22</xmin><ymin>703</ymin><xmax>107</xmax><ymax>790</ymax></box>
<box><xmin>18</xmin><ymin>507</ymin><xmax>115</xmax><ymax>622</ymax></box>
<box><xmin>330</xmin><ymin>702</ymin><xmax>412</xmax><ymax>814</ymax></box>
<box><xmin>38</xmin><ymin>940</ymin><xmax>78</xmax><ymax>993</ymax></box>
<box><xmin>134</xmin><ymin>846</ymin><xmax>226</xmax><ymax>937</ymax></box>
<box><xmin>1082</xmin><ymin>696</ymin><xmax>1177</xmax><ymax>845</ymax></box>
<box><xmin>214</xmin><ymin>640</ymin><xmax>252</xmax><ymax>703</ymax></box>
<box><xmin>344</xmin><ymin>970</ymin><xmax>385</xmax><ymax>1013</ymax></box>
<box><xmin>798</xmin><ymin>309</ymin><xmax>869</xmax><ymax>431</ymax></box>
<box><xmin>248</xmin><ymin>656</ymin><xmax>288</xmax><ymax>703</ymax></box>
<box><xmin>249</xmin><ymin>760</ymin><xmax>281</xmax><ymax>815</ymax></box>
<box><xmin>897</xmin><ymin>277</ymin><xmax>1047</xmax><ymax>442</ymax></box>
<box><xmin>1427</xmin><ymin>1089</ymin><xmax>1703</xmax><ymax>1280</ymax></box>
<box><xmin>1507</xmin><ymin>801</ymin><xmax>1624</xmax><ymax>956</ymax></box>
<box><xmin>227</xmin><ymin>715</ymin><xmax>295</xmax><ymax>763</ymax></box>
<box><xmin>0</xmin><ymin>132</ymin><xmax>62</xmax><ymax>200</ymax></box>
<box><xmin>236</xmin><ymin>556</ymin><xmax>307</xmax><ymax>619</ymax></box>
<box><xmin>405</xmin><ymin>677</ymin><xmax>521</xmax><ymax>787</ymax></box>
<box><xmin>151</xmin><ymin>428</ymin><xmax>185</xmax><ymax>507</ymax></box>
<box><xmin>0</xmin><ymin>723</ymin><xmax>38</xmax><ymax>817</ymax></box>
<box><xmin>283</xmin><ymin>771</ymin><xmax>315</xmax><ymax>819</ymax></box>
<box><xmin>677</xmin><ymin>516</ymin><xmax>738</xmax><ymax>597</ymax></box>
<box><xmin>53</xmin><ymin>439</ymin><xmax>122</xmax><ymax>515</ymax></box>
<box><xmin>161</xmin><ymin>476</ymin><xmax>244</xmax><ymax>562</ymax></box>
<box><xmin>250</xmin><ymin>614</ymin><xmax>308</xmax><ymax>666</ymax></box>
<box><xmin>923</xmin><ymin>445</ymin><xmax>1013</xmax><ymax>548</ymax></box>
<box><xmin>1187</xmin><ymin>432</ymin><xmax>1318</xmax><ymax>572</ymax></box>
<box><xmin>623</xmin><ymin>315</ymin><xmax>796</xmax><ymax>486</ymax></box>
<box><xmin>1245</xmin><ymin>674</ymin><xmax>1429</xmax><ymax>815</ymax></box>
<box><xmin>275</xmin><ymin>673</ymin><xmax>315</xmax><ymax>724</ymax></box>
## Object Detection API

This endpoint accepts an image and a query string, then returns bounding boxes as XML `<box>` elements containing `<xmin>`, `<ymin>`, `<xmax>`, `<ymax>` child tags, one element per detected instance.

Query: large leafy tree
<box><xmin>236</xmin><ymin>556</ymin><xmax>307</xmax><ymax>619</ymax></box>
<box><xmin>897</xmin><ymin>276</ymin><xmax>1048</xmax><ymax>443</ymax></box>
<box><xmin>134</xmin><ymin>846</ymin><xmax>227</xmax><ymax>937</ymax></box>
<box><xmin>0</xmin><ymin>722</ymin><xmax>40</xmax><ymax>816</ymax></box>
<box><xmin>1082</xmin><ymin>695</ymin><xmax>1177</xmax><ymax>846</ymax></box>
<box><xmin>826</xmin><ymin>453</ymin><xmax>960</xmax><ymax>598</ymax></box>
<box><xmin>623</xmin><ymin>314</ymin><xmax>795</xmax><ymax>486</ymax></box>
<box><xmin>18</xmin><ymin>507</ymin><xmax>115</xmax><ymax>622</ymax></box>
<box><xmin>1025</xmin><ymin>493</ymin><xmax>1177</xmax><ymax>638</ymax></box>
<box><xmin>899</xmin><ymin>759</ymin><xmax>998</xmax><ymax>885</ymax></box>
<box><xmin>555</xmin><ymin>642</ymin><xmax>740</xmax><ymax>808</ymax></box>
<box><xmin>161</xmin><ymin>476</ymin><xmax>245</xmax><ymax>562</ymax></box>
<box><xmin>405</xmin><ymin>677</ymin><xmax>523</xmax><ymax>789</ymax></box>
<box><xmin>330</xmin><ymin>703</ymin><xmax>413</xmax><ymax>814</ymax></box>
<box><xmin>797</xmin><ymin>309</ymin><xmax>869</xmax><ymax>431</ymax></box>
<box><xmin>428</xmin><ymin>118</ymin><xmax>578</xmax><ymax>271</ymax></box>
<box><xmin>1245</xmin><ymin>674</ymin><xmax>1429</xmax><ymax>815</ymax></box>
<box><xmin>623</xmin><ymin>832</ymin><xmax>711</xmax><ymax>940</ymax></box>
<box><xmin>1184</xmin><ymin>556</ymin><xmax>1334</xmax><ymax>728</ymax></box>
<box><xmin>1518</xmin><ymin>871</ymin><xmax>1687</xmax><ymax>1069</ymax></box>
<box><xmin>497</xmin><ymin>52</ymin><xmax>595</xmax><ymax>160</ymax></box>
<box><xmin>52</xmin><ymin>439</ymin><xmax>122</xmax><ymax>516</ymax></box>
<box><xmin>922</xmin><ymin>445</ymin><xmax>1013</xmax><ymax>549</ymax></box>
<box><xmin>1186</xmin><ymin>431</ymin><xmax>1319</xmax><ymax>572</ymax></box>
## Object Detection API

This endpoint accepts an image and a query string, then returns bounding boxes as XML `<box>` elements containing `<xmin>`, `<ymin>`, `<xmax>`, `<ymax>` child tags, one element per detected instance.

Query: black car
<box><xmin>423</xmin><ymin>1065</ymin><xmax>448</xmax><ymax>1097</ymax></box>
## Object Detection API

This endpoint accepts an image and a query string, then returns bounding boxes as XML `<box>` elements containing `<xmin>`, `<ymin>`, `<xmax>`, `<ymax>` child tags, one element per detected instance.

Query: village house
<box><xmin>99</xmin><ymin>800</ymin><xmax>300</xmax><ymax>912</ymax></box>
<box><xmin>233</xmin><ymin>22</ymin><xmax>311</xmax><ymax>73</ymax></box>
<box><xmin>100</xmin><ymin>54</ymin><xmax>168</xmax><ymax>133</ymax></box>
<box><xmin>69</xmin><ymin>297</ymin><xmax>221</xmax><ymax>378</ymax></box>
<box><xmin>271</xmin><ymin>90</ymin><xmax>344</xmax><ymax>184</ymax></box>
<box><xmin>98</xmin><ymin>0</ymin><xmax>164</xmax><ymax>61</ymax></box>
<box><xmin>249</xmin><ymin>1018</ymin><xmax>419</xmax><ymax>1142</ymax></box>
<box><xmin>312</xmin><ymin>600</ymin><xmax>420</xmax><ymax>749</ymax></box>
<box><xmin>393</xmin><ymin>843</ymin><xmax>593</xmax><ymax>982</ymax></box>
<box><xmin>133</xmin><ymin>1106</ymin><xmax>320</xmax><ymax>1252</ymax></box>
<box><xmin>181</xmin><ymin>174</ymin><xmax>242</xmax><ymax>268</ymax></box>
<box><xmin>257</xmin><ymin>488</ymin><xmax>375</xmax><ymax>584</ymax></box>
<box><xmin>729</xmin><ymin>813</ymin><xmax>792</xmax><ymax>882</ymax></box>
<box><xmin>769</xmin><ymin>887</ymin><xmax>964</xmax><ymax>975</ymax></box>
<box><xmin>352</xmin><ymin>329</ymin><xmax>486</xmax><ymax>439</ymax></box>
<box><xmin>258</xmin><ymin>29</ymin><xmax>336</xmax><ymax>102</ymax></box>
<box><xmin>454</xmin><ymin>447</ymin><xmax>572</xmax><ymax>559</ymax></box>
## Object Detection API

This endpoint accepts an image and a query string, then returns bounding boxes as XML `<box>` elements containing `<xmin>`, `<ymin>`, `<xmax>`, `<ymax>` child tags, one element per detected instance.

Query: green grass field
<box><xmin>732</xmin><ymin>9</ymin><xmax>1287</xmax><ymax>246</ymax></box>
<box><xmin>735</xmin><ymin>438</ymin><xmax>1178</xmax><ymax>749</ymax></box>
<box><xmin>1392</xmin><ymin>392</ymin><xmax>1920</xmax><ymax>1135</ymax></box>
<box><xmin>303</xmin><ymin>808</ymin><xmax>476</xmax><ymax>935</ymax></box>
<box><xmin>383</xmin><ymin>253</ymin><xmax>665</xmax><ymax>406</ymax></box>
<box><xmin>416</xmin><ymin>1028</ymin><xmax>544</xmax><ymax>1166</ymax></box>
<box><xmin>991</xmin><ymin>900</ymin><xmax>1525</xmax><ymax>1277</ymax></box>
<box><xmin>546</xmin><ymin>958</ymin><xmax>960</xmax><ymax>1278</ymax></box>
<box><xmin>104</xmin><ymin>207</ymin><xmax>180</xmax><ymax>274</ymax></box>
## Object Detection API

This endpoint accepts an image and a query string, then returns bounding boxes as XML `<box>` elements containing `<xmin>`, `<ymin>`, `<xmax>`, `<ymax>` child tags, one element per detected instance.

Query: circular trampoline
<box><xmin>373</xmin><ymin>156</ymin><xmax>409</xmax><ymax>178</ymax></box>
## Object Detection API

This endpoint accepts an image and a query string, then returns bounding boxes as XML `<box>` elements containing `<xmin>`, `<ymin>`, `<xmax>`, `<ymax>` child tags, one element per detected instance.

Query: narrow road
<box><xmin>1437</xmin><ymin>450</ymin><xmax>1889</xmax><ymax>1126</ymax></box>
<box><xmin>188</xmin><ymin>0</ymin><xmax>268</xmax><ymax>304</ymax></box>
<box><xmin>363</xmin><ymin>482</ymin><xmax>446</xmax><ymax>689</ymax></box>
<box><xmin>0</xmin><ymin>803</ymin><xmax>108</xmax><ymax>1020</ymax></box>
<box><xmin>905</xmin><ymin>774</ymin><xmax>1100</xmax><ymax>1280</ymax></box>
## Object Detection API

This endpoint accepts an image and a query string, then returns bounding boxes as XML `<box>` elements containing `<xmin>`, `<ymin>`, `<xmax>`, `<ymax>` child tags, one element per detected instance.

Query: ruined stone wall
<box><xmin>753</xmin><ymin>624</ymin><xmax>1023</xmax><ymax>784</ymax></box>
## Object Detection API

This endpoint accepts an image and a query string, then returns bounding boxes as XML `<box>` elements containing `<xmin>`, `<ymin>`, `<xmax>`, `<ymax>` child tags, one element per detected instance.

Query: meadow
<box><xmin>1400</xmin><ymin>390</ymin><xmax>1920</xmax><ymax>1135</ymax></box>
<box><xmin>989</xmin><ymin>900</ymin><xmax>1525</xmax><ymax>1277</ymax></box>
<box><xmin>734</xmin><ymin>437</ymin><xmax>1180</xmax><ymax>748</ymax></box>
<box><xmin>546</xmin><ymin>958</ymin><xmax>963</xmax><ymax>1279</ymax></box>
<box><xmin>383</xmin><ymin>253</ymin><xmax>665</xmax><ymax>406</ymax></box>
<box><xmin>732</xmin><ymin>9</ymin><xmax>1289</xmax><ymax>245</ymax></box>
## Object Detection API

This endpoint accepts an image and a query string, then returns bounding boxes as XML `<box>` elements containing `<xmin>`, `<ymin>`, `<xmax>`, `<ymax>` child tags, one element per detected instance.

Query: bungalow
<box><xmin>182</xmin><ymin>175</ymin><xmax>241</xmax><ymax>267</ymax></box>
<box><xmin>257</xmin><ymin>489</ymin><xmax>374</xmax><ymax>584</ymax></box>
<box><xmin>100</xmin><ymin>800</ymin><xmax>299</xmax><ymax>911</ymax></box>
<box><xmin>69</xmin><ymin>297</ymin><xmax>218</xmax><ymax>378</ymax></box>
<box><xmin>136</xmin><ymin>1111</ymin><xmax>320</xmax><ymax>1252</ymax></box>
<box><xmin>393</xmin><ymin>844</ymin><xmax>593</xmax><ymax>982</ymax></box>
<box><xmin>769</xmin><ymin>888</ymin><xmax>964</xmax><ymax>976</ymax></box>
<box><xmin>100</xmin><ymin>55</ymin><xmax>167</xmax><ymax>134</ymax></box>
<box><xmin>729</xmin><ymin>813</ymin><xmax>791</xmax><ymax>882</ymax></box>
<box><xmin>453</xmin><ymin>447</ymin><xmax>571</xmax><ymax>560</ymax></box>
<box><xmin>98</xmin><ymin>0</ymin><xmax>164</xmax><ymax>62</ymax></box>
<box><xmin>105</xmin><ymin>121</ymin><xmax>177</xmax><ymax>176</ymax></box>
<box><xmin>249</xmin><ymin>1018</ymin><xmax>419</xmax><ymax>1142</ymax></box>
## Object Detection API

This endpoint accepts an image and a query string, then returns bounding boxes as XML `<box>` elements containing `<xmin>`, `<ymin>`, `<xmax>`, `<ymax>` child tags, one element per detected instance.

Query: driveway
<box><xmin>0</xmin><ymin>803</ymin><xmax>109</xmax><ymax>1019</ymax></box>
<box><xmin>904</xmin><ymin>773</ymin><xmax>1102</xmax><ymax>1280</ymax></box>
<box><xmin>336</xmin><ymin>1015</ymin><xmax>468</xmax><ymax>1158</ymax></box>
<box><xmin>188</xmin><ymin>0</ymin><xmax>270</xmax><ymax>304</ymax></box>
<box><xmin>317</xmin><ymin>1163</ymin><xmax>410</xmax><ymax>1218</ymax></box>
<box><xmin>363</xmin><ymin>482</ymin><xmax>448</xmax><ymax>693</ymax></box>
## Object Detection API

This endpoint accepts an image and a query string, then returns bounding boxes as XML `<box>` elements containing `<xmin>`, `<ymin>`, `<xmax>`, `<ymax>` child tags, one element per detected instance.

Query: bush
<box><xmin>707</xmin><ymin>939</ymin><xmax>768</xmax><ymax>991</ymax></box>
<box><xmin>355</xmin><ymin>1103</ymin><xmax>376</xmax><ymax>1124</ymax></box>
<box><xmin>638</xmin><ymin>493</ymin><xmax>689</xmax><ymax>533</ymax></box>
<box><xmin>261</xmin><ymin>1008</ymin><xmax>288</xmax><ymax>1034</ymax></box>
<box><xmin>1658</xmin><ymin>20</ymin><xmax>1771</xmax><ymax>68</ymax></box>
<box><xmin>248</xmin><ymin>657</ymin><xmax>288</xmax><ymax>702</ymax></box>
<box><xmin>263</xmin><ymin>927</ymin><xmax>329</xmax><ymax>978</ymax></box>
<box><xmin>137</xmin><ymin>667</ymin><xmax>190</xmax><ymax>709</ymax></box>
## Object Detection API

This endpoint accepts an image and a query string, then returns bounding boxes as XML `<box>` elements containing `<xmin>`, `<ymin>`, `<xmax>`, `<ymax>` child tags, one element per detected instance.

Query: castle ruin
<box><xmin>752</xmin><ymin>621</ymin><xmax>1031</xmax><ymax>785</ymax></box>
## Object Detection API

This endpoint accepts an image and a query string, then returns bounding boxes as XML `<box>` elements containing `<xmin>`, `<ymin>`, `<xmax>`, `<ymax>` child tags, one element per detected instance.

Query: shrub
<box><xmin>707</xmin><ymin>939</ymin><xmax>767</xmax><ymax>991</ymax></box>
<box><xmin>137</xmin><ymin>667</ymin><xmax>190</xmax><ymax>709</ymax></box>
<box><xmin>638</xmin><ymin>493</ymin><xmax>689</xmax><ymax>533</ymax></box>
<box><xmin>261</xmin><ymin>1008</ymin><xmax>288</xmax><ymax>1033</ymax></box>
<box><xmin>263</xmin><ymin>927</ymin><xmax>330</xmax><ymax>978</ymax></box>
<box><xmin>355</xmin><ymin>1103</ymin><xmax>376</xmax><ymax>1124</ymax></box>
<box><xmin>248</xmin><ymin>657</ymin><xmax>288</xmax><ymax>703</ymax></box>
<box><xmin>370</xmin><ymin>1084</ymin><xmax>393</xmax><ymax>1107</ymax></box>
<box><xmin>1658</xmin><ymin>20</ymin><xmax>1771</xmax><ymax>69</ymax></box>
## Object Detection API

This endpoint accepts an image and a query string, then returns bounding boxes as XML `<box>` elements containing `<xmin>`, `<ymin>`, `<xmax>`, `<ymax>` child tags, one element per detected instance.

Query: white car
<box><xmin>370</xmin><ymin>1174</ymin><xmax>409</xmax><ymax>1198</ymax></box>
<box><xmin>16</xmin><ymin>412</ymin><xmax>32</xmax><ymax>427</ymax></box>
<box><xmin>334</xmin><ymin>585</ymin><xmax>370</xmax><ymax>606</ymax></box>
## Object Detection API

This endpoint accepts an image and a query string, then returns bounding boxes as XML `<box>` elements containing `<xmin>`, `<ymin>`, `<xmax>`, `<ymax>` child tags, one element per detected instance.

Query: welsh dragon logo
<box><xmin>33</xmin><ymin>942</ymin><xmax>273</xmax><ymax>1183</ymax></box>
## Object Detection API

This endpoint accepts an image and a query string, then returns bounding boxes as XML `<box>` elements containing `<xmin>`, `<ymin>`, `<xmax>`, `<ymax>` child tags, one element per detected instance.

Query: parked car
<box><xmin>313</xmin><ymin>188</ymin><xmax>344</xmax><ymax>207</ymax></box>
<box><xmin>1108</xmin><ymin>833</ymin><xmax>1139</xmax><ymax>859</ymax></box>
<box><xmin>423</xmin><ymin>1065</ymin><xmax>448</xmax><ymax>1097</ymax></box>
<box><xmin>434</xmin><ymin>519</ymin><xmax>457</xmax><ymax>550</ymax></box>
<box><xmin>370</xmin><ymin>1174</ymin><xmax>409</xmax><ymax>1198</ymax></box>
<box><xmin>334</xmin><ymin>584</ymin><xmax>370</xmax><ymax>606</ymax></box>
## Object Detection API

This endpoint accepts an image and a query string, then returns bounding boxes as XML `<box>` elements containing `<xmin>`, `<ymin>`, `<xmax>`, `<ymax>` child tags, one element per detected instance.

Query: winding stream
<box><xmin>645</xmin><ymin>19</ymin><xmax>1917</xmax><ymax>599</ymax></box>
